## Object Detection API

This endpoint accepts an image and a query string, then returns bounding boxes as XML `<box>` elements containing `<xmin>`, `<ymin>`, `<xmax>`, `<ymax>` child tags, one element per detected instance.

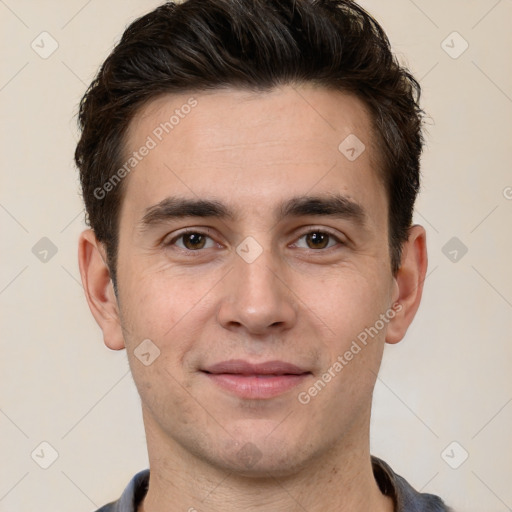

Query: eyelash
<box><xmin>163</xmin><ymin>227</ymin><xmax>345</xmax><ymax>253</ymax></box>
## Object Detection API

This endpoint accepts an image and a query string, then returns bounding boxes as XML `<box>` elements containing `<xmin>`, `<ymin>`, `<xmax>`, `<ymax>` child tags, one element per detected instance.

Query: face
<box><xmin>81</xmin><ymin>84</ymin><xmax>424</xmax><ymax>477</ymax></box>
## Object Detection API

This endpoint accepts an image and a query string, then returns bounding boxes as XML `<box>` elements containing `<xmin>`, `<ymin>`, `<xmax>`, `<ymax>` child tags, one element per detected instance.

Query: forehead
<box><xmin>120</xmin><ymin>85</ymin><xmax>386</xmax><ymax>228</ymax></box>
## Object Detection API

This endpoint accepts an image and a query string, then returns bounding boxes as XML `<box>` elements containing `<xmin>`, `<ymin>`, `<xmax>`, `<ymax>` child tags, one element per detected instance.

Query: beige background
<box><xmin>1</xmin><ymin>0</ymin><xmax>511</xmax><ymax>511</ymax></box>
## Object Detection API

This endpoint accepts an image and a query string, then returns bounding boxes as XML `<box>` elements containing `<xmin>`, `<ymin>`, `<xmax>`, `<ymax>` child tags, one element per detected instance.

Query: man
<box><xmin>75</xmin><ymin>0</ymin><xmax>452</xmax><ymax>510</ymax></box>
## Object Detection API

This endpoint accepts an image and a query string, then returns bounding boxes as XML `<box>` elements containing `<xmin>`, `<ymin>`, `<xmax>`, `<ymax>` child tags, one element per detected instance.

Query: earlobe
<box><xmin>385</xmin><ymin>225</ymin><xmax>428</xmax><ymax>345</ymax></box>
<box><xmin>78</xmin><ymin>229</ymin><xmax>126</xmax><ymax>351</ymax></box>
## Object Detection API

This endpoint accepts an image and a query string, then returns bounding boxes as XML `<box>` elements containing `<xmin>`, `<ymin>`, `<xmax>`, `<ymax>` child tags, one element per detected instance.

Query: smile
<box><xmin>202</xmin><ymin>359</ymin><xmax>312</xmax><ymax>399</ymax></box>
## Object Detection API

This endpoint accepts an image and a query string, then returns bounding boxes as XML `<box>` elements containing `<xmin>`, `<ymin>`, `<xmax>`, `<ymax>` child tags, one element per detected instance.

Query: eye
<box><xmin>166</xmin><ymin>230</ymin><xmax>216</xmax><ymax>251</ymax></box>
<box><xmin>293</xmin><ymin>230</ymin><xmax>342</xmax><ymax>250</ymax></box>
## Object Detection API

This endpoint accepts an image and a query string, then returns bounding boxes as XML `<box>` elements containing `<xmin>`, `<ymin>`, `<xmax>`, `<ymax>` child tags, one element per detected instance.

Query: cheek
<box><xmin>118</xmin><ymin>264</ymin><xmax>207</xmax><ymax>341</ymax></box>
<box><xmin>295</xmin><ymin>267</ymin><xmax>390</xmax><ymax>345</ymax></box>
<box><xmin>134</xmin><ymin>360</ymin><xmax>199</xmax><ymax>429</ymax></box>
<box><xmin>294</xmin><ymin>267</ymin><xmax>391</xmax><ymax>408</ymax></box>
<box><xmin>117</xmin><ymin>266</ymin><xmax>223</xmax><ymax>390</ymax></box>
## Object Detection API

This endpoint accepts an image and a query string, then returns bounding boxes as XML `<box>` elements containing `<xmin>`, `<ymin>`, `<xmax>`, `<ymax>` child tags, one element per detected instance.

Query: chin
<box><xmin>208</xmin><ymin>426</ymin><xmax>319</xmax><ymax>479</ymax></box>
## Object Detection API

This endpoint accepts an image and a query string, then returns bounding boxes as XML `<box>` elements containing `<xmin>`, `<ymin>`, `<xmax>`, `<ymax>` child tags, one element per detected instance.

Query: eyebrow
<box><xmin>138</xmin><ymin>193</ymin><xmax>367</xmax><ymax>232</ymax></box>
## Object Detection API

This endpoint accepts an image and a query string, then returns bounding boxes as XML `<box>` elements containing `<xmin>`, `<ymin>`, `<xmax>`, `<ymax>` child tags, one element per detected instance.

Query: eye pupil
<box><xmin>306</xmin><ymin>232</ymin><xmax>329</xmax><ymax>249</ymax></box>
<box><xmin>184</xmin><ymin>233</ymin><xmax>206</xmax><ymax>250</ymax></box>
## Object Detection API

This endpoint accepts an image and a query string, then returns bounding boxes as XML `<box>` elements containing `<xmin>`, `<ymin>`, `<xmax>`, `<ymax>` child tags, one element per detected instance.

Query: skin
<box><xmin>78</xmin><ymin>84</ymin><xmax>427</xmax><ymax>512</ymax></box>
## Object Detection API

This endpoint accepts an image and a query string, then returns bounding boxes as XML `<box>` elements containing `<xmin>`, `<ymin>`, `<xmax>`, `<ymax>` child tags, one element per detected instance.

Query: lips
<box><xmin>202</xmin><ymin>359</ymin><xmax>311</xmax><ymax>399</ymax></box>
<box><xmin>203</xmin><ymin>359</ymin><xmax>309</xmax><ymax>375</ymax></box>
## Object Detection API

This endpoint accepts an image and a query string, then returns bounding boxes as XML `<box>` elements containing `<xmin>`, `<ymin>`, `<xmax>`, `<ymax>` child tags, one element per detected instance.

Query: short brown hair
<box><xmin>75</xmin><ymin>0</ymin><xmax>424</xmax><ymax>288</ymax></box>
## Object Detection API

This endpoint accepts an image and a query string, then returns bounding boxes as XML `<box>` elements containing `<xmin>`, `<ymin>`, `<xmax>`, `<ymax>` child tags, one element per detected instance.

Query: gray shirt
<box><xmin>95</xmin><ymin>456</ymin><xmax>452</xmax><ymax>512</ymax></box>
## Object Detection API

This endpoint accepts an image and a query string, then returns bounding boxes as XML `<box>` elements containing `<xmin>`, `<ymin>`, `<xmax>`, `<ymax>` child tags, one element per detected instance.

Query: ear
<box><xmin>385</xmin><ymin>225</ymin><xmax>428</xmax><ymax>344</ymax></box>
<box><xmin>78</xmin><ymin>229</ymin><xmax>125</xmax><ymax>350</ymax></box>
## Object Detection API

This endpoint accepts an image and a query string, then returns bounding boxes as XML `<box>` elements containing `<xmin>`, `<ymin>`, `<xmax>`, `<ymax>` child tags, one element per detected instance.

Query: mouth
<box><xmin>201</xmin><ymin>359</ymin><xmax>312</xmax><ymax>399</ymax></box>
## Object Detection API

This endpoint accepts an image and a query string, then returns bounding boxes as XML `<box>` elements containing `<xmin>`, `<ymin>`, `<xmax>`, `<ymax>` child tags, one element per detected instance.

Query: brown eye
<box><xmin>167</xmin><ymin>231</ymin><xmax>215</xmax><ymax>251</ymax></box>
<box><xmin>181</xmin><ymin>233</ymin><xmax>207</xmax><ymax>250</ymax></box>
<box><xmin>293</xmin><ymin>230</ymin><xmax>342</xmax><ymax>251</ymax></box>
<box><xmin>305</xmin><ymin>232</ymin><xmax>330</xmax><ymax>249</ymax></box>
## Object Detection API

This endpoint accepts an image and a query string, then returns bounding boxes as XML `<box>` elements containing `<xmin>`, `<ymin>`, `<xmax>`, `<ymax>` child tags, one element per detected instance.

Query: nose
<box><xmin>216</xmin><ymin>246</ymin><xmax>298</xmax><ymax>336</ymax></box>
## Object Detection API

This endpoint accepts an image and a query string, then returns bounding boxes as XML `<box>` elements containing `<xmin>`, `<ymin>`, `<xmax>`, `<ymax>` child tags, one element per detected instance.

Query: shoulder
<box><xmin>94</xmin><ymin>504</ymin><xmax>116</xmax><ymax>512</ymax></box>
<box><xmin>92</xmin><ymin>469</ymin><xmax>150</xmax><ymax>512</ymax></box>
<box><xmin>372</xmin><ymin>456</ymin><xmax>453</xmax><ymax>512</ymax></box>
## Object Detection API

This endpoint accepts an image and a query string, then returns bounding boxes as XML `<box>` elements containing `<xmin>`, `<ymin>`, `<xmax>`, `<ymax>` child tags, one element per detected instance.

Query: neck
<box><xmin>138</xmin><ymin>410</ymin><xmax>394</xmax><ymax>512</ymax></box>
